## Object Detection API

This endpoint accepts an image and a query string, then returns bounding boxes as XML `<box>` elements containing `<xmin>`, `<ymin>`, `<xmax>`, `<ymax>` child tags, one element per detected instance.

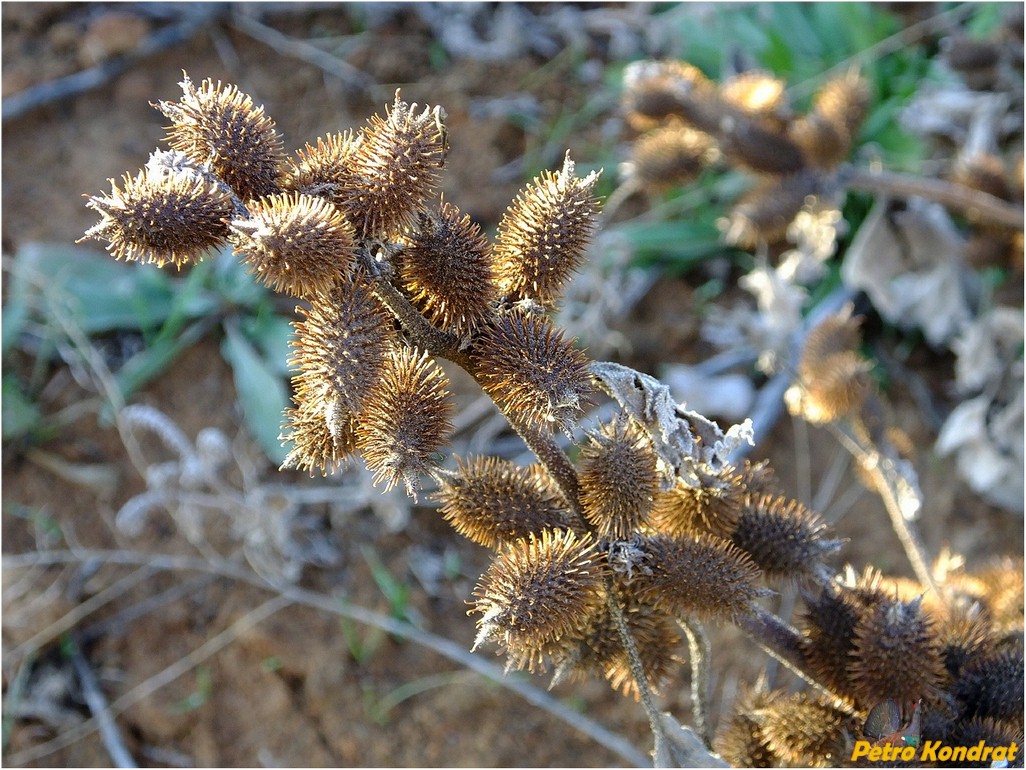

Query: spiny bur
<box><xmin>229</xmin><ymin>192</ymin><xmax>357</xmax><ymax>297</ymax></box>
<box><xmin>731</xmin><ymin>493</ymin><xmax>842</xmax><ymax>582</ymax></box>
<box><xmin>342</xmin><ymin>92</ymin><xmax>447</xmax><ymax>238</ymax></box>
<box><xmin>629</xmin><ymin>532</ymin><xmax>764</xmax><ymax>622</ymax></box>
<box><xmin>787</xmin><ymin>303</ymin><xmax>873</xmax><ymax>425</ymax></box>
<box><xmin>285</xmin><ymin>130</ymin><xmax>362</xmax><ymax>199</ymax></box>
<box><xmin>355</xmin><ymin>346</ymin><xmax>454</xmax><ymax>498</ymax></box>
<box><xmin>493</xmin><ymin>152</ymin><xmax>601</xmax><ymax>307</ymax></box>
<box><xmin>288</xmin><ymin>272</ymin><xmax>396</xmax><ymax>417</ymax></box>
<box><xmin>848</xmin><ymin>596</ymin><xmax>945</xmax><ymax>705</ymax></box>
<box><xmin>401</xmin><ymin>199</ymin><xmax>497</xmax><ymax>336</ymax></box>
<box><xmin>623</xmin><ymin>120</ymin><xmax>719</xmax><ymax>191</ymax></box>
<box><xmin>155</xmin><ymin>74</ymin><xmax>284</xmax><ymax>201</ymax></box>
<box><xmin>649</xmin><ymin>464</ymin><xmax>748</xmax><ymax>540</ymax></box>
<box><xmin>279</xmin><ymin>397</ymin><xmax>357</xmax><ymax>476</ymax></box>
<box><xmin>755</xmin><ymin>692</ymin><xmax>854</xmax><ymax>767</ymax></box>
<box><xmin>578</xmin><ymin>419</ymin><xmax>659</xmax><ymax>539</ymax></box>
<box><xmin>434</xmin><ymin>456</ymin><xmax>571</xmax><ymax>549</ymax></box>
<box><xmin>81</xmin><ymin>165</ymin><xmax>234</xmax><ymax>268</ymax></box>
<box><xmin>556</xmin><ymin>585</ymin><xmax>682</xmax><ymax>700</ymax></box>
<box><xmin>470</xmin><ymin>529</ymin><xmax>607</xmax><ymax>674</ymax></box>
<box><xmin>472</xmin><ymin>308</ymin><xmax>591</xmax><ymax>435</ymax></box>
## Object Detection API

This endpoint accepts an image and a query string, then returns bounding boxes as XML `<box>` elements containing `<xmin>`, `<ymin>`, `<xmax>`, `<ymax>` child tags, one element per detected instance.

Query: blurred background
<box><xmin>3</xmin><ymin>3</ymin><xmax>1022</xmax><ymax>766</ymax></box>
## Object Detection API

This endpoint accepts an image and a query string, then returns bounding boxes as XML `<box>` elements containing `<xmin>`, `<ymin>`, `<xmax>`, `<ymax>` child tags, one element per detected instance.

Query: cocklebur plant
<box><xmin>615</xmin><ymin>48</ymin><xmax>1023</xmax><ymax>763</ymax></box>
<box><xmin>82</xmin><ymin>74</ymin><xmax>1023</xmax><ymax>766</ymax></box>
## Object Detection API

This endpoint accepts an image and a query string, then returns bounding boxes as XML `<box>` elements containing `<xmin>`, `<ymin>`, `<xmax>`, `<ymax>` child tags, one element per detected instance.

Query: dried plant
<box><xmin>81</xmin><ymin>73</ymin><xmax>1023</xmax><ymax>766</ymax></box>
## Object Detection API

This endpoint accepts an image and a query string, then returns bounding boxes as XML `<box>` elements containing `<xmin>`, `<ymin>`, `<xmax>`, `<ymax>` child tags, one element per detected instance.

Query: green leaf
<box><xmin>2</xmin><ymin>375</ymin><xmax>42</xmax><ymax>441</ymax></box>
<box><xmin>221</xmin><ymin>323</ymin><xmax>289</xmax><ymax>464</ymax></box>
<box><xmin>241</xmin><ymin>312</ymin><xmax>296</xmax><ymax>377</ymax></box>
<box><xmin>7</xmin><ymin>243</ymin><xmax>222</xmax><ymax>337</ymax></box>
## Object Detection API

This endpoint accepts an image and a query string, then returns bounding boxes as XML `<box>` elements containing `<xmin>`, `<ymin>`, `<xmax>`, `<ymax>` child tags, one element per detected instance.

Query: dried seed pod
<box><xmin>719</xmin><ymin>70</ymin><xmax>788</xmax><ymax>123</ymax></box>
<box><xmin>400</xmin><ymin>199</ymin><xmax>496</xmax><ymax>335</ymax></box>
<box><xmin>472</xmin><ymin>309</ymin><xmax>591</xmax><ymax>435</ymax></box>
<box><xmin>578</xmin><ymin>419</ymin><xmax>660</xmax><ymax>539</ymax></box>
<box><xmin>936</xmin><ymin>605</ymin><xmax>994</xmax><ymax>682</ymax></box>
<box><xmin>355</xmin><ymin>346</ymin><xmax>454</xmax><ymax>498</ymax></box>
<box><xmin>946</xmin><ymin>717</ymin><xmax>1024</xmax><ymax>762</ymax></box>
<box><xmin>342</xmin><ymin>92</ymin><xmax>446</xmax><ymax>238</ymax></box>
<box><xmin>470</xmin><ymin>529</ymin><xmax>607</xmax><ymax>673</ymax></box>
<box><xmin>975</xmin><ymin>557</ymin><xmax>1024</xmax><ymax>635</ymax></box>
<box><xmin>811</xmin><ymin>70</ymin><xmax>871</xmax><ymax>143</ymax></box>
<box><xmin>649</xmin><ymin>465</ymin><xmax>747</xmax><ymax>540</ymax></box>
<box><xmin>622</xmin><ymin>121</ymin><xmax>719</xmax><ymax>191</ymax></box>
<box><xmin>289</xmin><ymin>274</ymin><xmax>395</xmax><ymax>417</ymax></box>
<box><xmin>721</xmin><ymin>171</ymin><xmax>817</xmax><ymax>248</ymax></box>
<box><xmin>285</xmin><ymin>130</ymin><xmax>362</xmax><ymax>200</ymax></box>
<box><xmin>731</xmin><ymin>493</ymin><xmax>842</xmax><ymax>582</ymax></box>
<box><xmin>493</xmin><ymin>152</ymin><xmax>601</xmax><ymax>306</ymax></box>
<box><xmin>556</xmin><ymin>586</ymin><xmax>681</xmax><ymax>700</ymax></box>
<box><xmin>789</xmin><ymin>112</ymin><xmax>852</xmax><ymax>169</ymax></box>
<box><xmin>631</xmin><ymin>532</ymin><xmax>764</xmax><ymax>622</ymax></box>
<box><xmin>787</xmin><ymin>303</ymin><xmax>873</xmax><ymax>424</ymax></box>
<box><xmin>279</xmin><ymin>394</ymin><xmax>357</xmax><ymax>476</ymax></box>
<box><xmin>800</xmin><ymin>581</ymin><xmax>883</xmax><ymax>700</ymax></box>
<box><xmin>953</xmin><ymin>642</ymin><xmax>1025</xmax><ymax>725</ymax></box>
<box><xmin>714</xmin><ymin>685</ymin><xmax>779</xmax><ymax>768</ymax></box>
<box><xmin>717</xmin><ymin>112</ymin><xmax>806</xmax><ymax>175</ymax></box>
<box><xmin>229</xmin><ymin>193</ymin><xmax>357</xmax><ymax>297</ymax></box>
<box><xmin>849</xmin><ymin>597</ymin><xmax>945</xmax><ymax>705</ymax></box>
<box><xmin>622</xmin><ymin>59</ymin><xmax>723</xmax><ymax>133</ymax></box>
<box><xmin>434</xmin><ymin>456</ymin><xmax>571</xmax><ymax>549</ymax></box>
<box><xmin>155</xmin><ymin>74</ymin><xmax>284</xmax><ymax>200</ymax></box>
<box><xmin>81</xmin><ymin>167</ymin><xmax>234</xmax><ymax>267</ymax></box>
<box><xmin>756</xmin><ymin>692</ymin><xmax>853</xmax><ymax>767</ymax></box>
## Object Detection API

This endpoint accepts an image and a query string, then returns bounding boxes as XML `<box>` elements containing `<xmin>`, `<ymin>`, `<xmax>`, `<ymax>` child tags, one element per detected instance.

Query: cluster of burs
<box><xmin>84</xmin><ymin>74</ymin><xmax>1021</xmax><ymax>766</ymax></box>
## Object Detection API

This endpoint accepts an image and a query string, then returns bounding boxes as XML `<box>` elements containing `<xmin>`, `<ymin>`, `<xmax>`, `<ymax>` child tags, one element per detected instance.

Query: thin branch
<box><xmin>230</xmin><ymin>11</ymin><xmax>373</xmax><ymax>90</ymax></box>
<box><xmin>845</xmin><ymin>166</ymin><xmax>1024</xmax><ymax>231</ymax></box>
<box><xmin>827</xmin><ymin>419</ymin><xmax>938</xmax><ymax>594</ymax></box>
<box><xmin>786</xmin><ymin>3</ymin><xmax>977</xmax><ymax>100</ymax></box>
<box><xmin>606</xmin><ymin>584</ymin><xmax>666</xmax><ymax>751</ymax></box>
<box><xmin>6</xmin><ymin>594</ymin><xmax>291</xmax><ymax>767</ymax></box>
<box><xmin>679</xmin><ymin>619</ymin><xmax>713</xmax><ymax>749</ymax></box>
<box><xmin>7</xmin><ymin>566</ymin><xmax>155</xmax><ymax>668</ymax></box>
<box><xmin>3</xmin><ymin>549</ymin><xmax>649</xmax><ymax>769</ymax></box>
<box><xmin>735</xmin><ymin>605</ymin><xmax>853</xmax><ymax>714</ymax></box>
<box><xmin>67</xmin><ymin>633</ymin><xmax>138</xmax><ymax>768</ymax></box>
<box><xmin>2</xmin><ymin>7</ymin><xmax>224</xmax><ymax>122</ymax></box>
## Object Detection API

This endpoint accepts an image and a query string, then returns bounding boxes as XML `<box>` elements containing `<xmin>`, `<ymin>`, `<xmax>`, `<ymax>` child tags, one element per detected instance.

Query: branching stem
<box><xmin>845</xmin><ymin>166</ymin><xmax>1024</xmax><ymax>230</ymax></box>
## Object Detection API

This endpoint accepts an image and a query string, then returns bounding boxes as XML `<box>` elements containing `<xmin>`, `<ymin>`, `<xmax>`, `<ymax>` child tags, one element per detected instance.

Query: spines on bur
<box><xmin>355</xmin><ymin>346</ymin><xmax>454</xmax><ymax>498</ymax></box>
<box><xmin>288</xmin><ymin>273</ymin><xmax>396</xmax><ymax>418</ymax></box>
<box><xmin>434</xmin><ymin>456</ymin><xmax>572</xmax><ymax>549</ymax></box>
<box><xmin>155</xmin><ymin>74</ymin><xmax>284</xmax><ymax>201</ymax></box>
<box><xmin>493</xmin><ymin>152</ymin><xmax>601</xmax><ymax>307</ymax></box>
<box><xmin>472</xmin><ymin>309</ymin><xmax>591</xmax><ymax>435</ymax></box>
<box><xmin>285</xmin><ymin>130</ymin><xmax>362</xmax><ymax>200</ymax></box>
<box><xmin>731</xmin><ymin>493</ymin><xmax>842</xmax><ymax>582</ymax></box>
<box><xmin>578</xmin><ymin>419</ymin><xmax>659</xmax><ymax>539</ymax></box>
<box><xmin>400</xmin><ymin>199</ymin><xmax>497</xmax><ymax>336</ymax></box>
<box><xmin>470</xmin><ymin>529</ymin><xmax>607</xmax><ymax>674</ymax></box>
<box><xmin>82</xmin><ymin>166</ymin><xmax>234</xmax><ymax>268</ymax></box>
<box><xmin>343</xmin><ymin>92</ymin><xmax>447</xmax><ymax>238</ymax></box>
<box><xmin>229</xmin><ymin>193</ymin><xmax>357</xmax><ymax>297</ymax></box>
<box><xmin>630</xmin><ymin>532</ymin><xmax>764</xmax><ymax>622</ymax></box>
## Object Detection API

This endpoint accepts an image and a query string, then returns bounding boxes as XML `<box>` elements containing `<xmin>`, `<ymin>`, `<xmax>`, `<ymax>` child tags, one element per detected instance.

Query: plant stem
<box><xmin>679</xmin><ymin>619</ymin><xmax>713</xmax><ymax>748</ymax></box>
<box><xmin>845</xmin><ymin>166</ymin><xmax>1024</xmax><ymax>230</ymax></box>
<box><xmin>606</xmin><ymin>583</ymin><xmax>666</xmax><ymax>745</ymax></box>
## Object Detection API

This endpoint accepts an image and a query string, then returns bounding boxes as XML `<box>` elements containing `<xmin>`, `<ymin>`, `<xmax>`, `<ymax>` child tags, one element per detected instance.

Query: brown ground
<box><xmin>3</xmin><ymin>4</ymin><xmax>1021</xmax><ymax>768</ymax></box>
